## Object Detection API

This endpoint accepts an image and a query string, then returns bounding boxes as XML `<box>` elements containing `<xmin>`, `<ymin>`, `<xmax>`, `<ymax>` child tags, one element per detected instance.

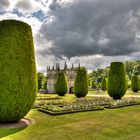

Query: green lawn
<box><xmin>1</xmin><ymin>93</ymin><xmax>140</xmax><ymax>140</ymax></box>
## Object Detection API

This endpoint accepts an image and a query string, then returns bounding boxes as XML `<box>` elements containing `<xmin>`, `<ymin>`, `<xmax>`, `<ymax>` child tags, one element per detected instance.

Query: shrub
<box><xmin>74</xmin><ymin>68</ymin><xmax>88</xmax><ymax>98</ymax></box>
<box><xmin>37</xmin><ymin>72</ymin><xmax>44</xmax><ymax>90</ymax></box>
<box><xmin>128</xmin><ymin>80</ymin><xmax>131</xmax><ymax>88</ymax></box>
<box><xmin>107</xmin><ymin>62</ymin><xmax>127</xmax><ymax>99</ymax></box>
<box><xmin>101</xmin><ymin>78</ymin><xmax>106</xmax><ymax>91</ymax></box>
<box><xmin>133</xmin><ymin>64</ymin><xmax>140</xmax><ymax>75</ymax></box>
<box><xmin>0</xmin><ymin>20</ymin><xmax>37</xmax><ymax>122</ymax></box>
<box><xmin>55</xmin><ymin>72</ymin><xmax>68</xmax><ymax>96</ymax></box>
<box><xmin>139</xmin><ymin>78</ymin><xmax>140</xmax><ymax>90</ymax></box>
<box><xmin>131</xmin><ymin>75</ymin><xmax>139</xmax><ymax>92</ymax></box>
<box><xmin>42</xmin><ymin>76</ymin><xmax>47</xmax><ymax>90</ymax></box>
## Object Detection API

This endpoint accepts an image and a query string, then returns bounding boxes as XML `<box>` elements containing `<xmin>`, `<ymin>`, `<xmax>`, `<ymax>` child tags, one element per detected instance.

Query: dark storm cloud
<box><xmin>0</xmin><ymin>0</ymin><xmax>10</xmax><ymax>9</ymax></box>
<box><xmin>38</xmin><ymin>0</ymin><xmax>140</xmax><ymax>59</ymax></box>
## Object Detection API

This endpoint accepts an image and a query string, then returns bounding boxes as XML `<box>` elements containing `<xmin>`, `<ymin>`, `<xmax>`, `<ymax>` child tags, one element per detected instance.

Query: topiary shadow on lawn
<box><xmin>0</xmin><ymin>127</ymin><xmax>26</xmax><ymax>139</ymax></box>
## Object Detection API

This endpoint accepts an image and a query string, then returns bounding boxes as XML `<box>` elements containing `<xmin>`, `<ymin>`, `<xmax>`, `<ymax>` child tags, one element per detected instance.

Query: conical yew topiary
<box><xmin>74</xmin><ymin>68</ymin><xmax>88</xmax><ymax>98</ymax></box>
<box><xmin>0</xmin><ymin>20</ymin><xmax>37</xmax><ymax>122</ymax></box>
<box><xmin>131</xmin><ymin>75</ymin><xmax>139</xmax><ymax>92</ymax></box>
<box><xmin>107</xmin><ymin>62</ymin><xmax>127</xmax><ymax>99</ymax></box>
<box><xmin>55</xmin><ymin>72</ymin><xmax>68</xmax><ymax>96</ymax></box>
<box><xmin>101</xmin><ymin>78</ymin><xmax>106</xmax><ymax>91</ymax></box>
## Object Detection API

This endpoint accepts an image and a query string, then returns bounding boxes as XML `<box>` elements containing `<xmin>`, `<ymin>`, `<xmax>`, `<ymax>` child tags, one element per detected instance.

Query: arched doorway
<box><xmin>69</xmin><ymin>87</ymin><xmax>74</xmax><ymax>94</ymax></box>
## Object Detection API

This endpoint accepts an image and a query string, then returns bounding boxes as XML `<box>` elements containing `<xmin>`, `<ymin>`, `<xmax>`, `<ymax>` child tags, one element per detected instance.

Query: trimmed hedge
<box><xmin>0</xmin><ymin>20</ymin><xmax>37</xmax><ymax>122</ymax></box>
<box><xmin>131</xmin><ymin>75</ymin><xmax>139</xmax><ymax>92</ymax></box>
<box><xmin>55</xmin><ymin>72</ymin><xmax>68</xmax><ymax>96</ymax></box>
<box><xmin>38</xmin><ymin>106</ymin><xmax>104</xmax><ymax>115</ymax></box>
<box><xmin>37</xmin><ymin>72</ymin><xmax>44</xmax><ymax>90</ymax></box>
<box><xmin>74</xmin><ymin>68</ymin><xmax>88</xmax><ymax>98</ymax></box>
<box><xmin>107</xmin><ymin>62</ymin><xmax>127</xmax><ymax>99</ymax></box>
<box><xmin>106</xmin><ymin>102</ymin><xmax>140</xmax><ymax>109</ymax></box>
<box><xmin>101</xmin><ymin>78</ymin><xmax>106</xmax><ymax>91</ymax></box>
<box><xmin>139</xmin><ymin>78</ymin><xmax>140</xmax><ymax>90</ymax></box>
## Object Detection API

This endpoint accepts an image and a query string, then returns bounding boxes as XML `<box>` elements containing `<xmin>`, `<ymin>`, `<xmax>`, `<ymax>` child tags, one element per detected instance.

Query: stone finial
<box><xmin>71</xmin><ymin>63</ymin><xmax>74</xmax><ymax>69</ymax></box>
<box><xmin>64</xmin><ymin>61</ymin><xmax>67</xmax><ymax>70</ymax></box>
<box><xmin>52</xmin><ymin>65</ymin><xmax>54</xmax><ymax>70</ymax></box>
<box><xmin>55</xmin><ymin>63</ymin><xmax>58</xmax><ymax>70</ymax></box>
<box><xmin>48</xmin><ymin>65</ymin><xmax>50</xmax><ymax>70</ymax></box>
<box><xmin>57</xmin><ymin>63</ymin><xmax>60</xmax><ymax>70</ymax></box>
<box><xmin>78</xmin><ymin>63</ymin><xmax>80</xmax><ymax>70</ymax></box>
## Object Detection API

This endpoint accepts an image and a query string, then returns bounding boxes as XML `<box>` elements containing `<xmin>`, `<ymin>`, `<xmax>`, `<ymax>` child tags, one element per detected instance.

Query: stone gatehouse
<box><xmin>47</xmin><ymin>63</ymin><xmax>80</xmax><ymax>93</ymax></box>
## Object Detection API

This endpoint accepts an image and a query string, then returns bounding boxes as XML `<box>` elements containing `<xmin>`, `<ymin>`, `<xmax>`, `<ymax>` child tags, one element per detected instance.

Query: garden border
<box><xmin>105</xmin><ymin>102</ymin><xmax>140</xmax><ymax>109</ymax></box>
<box><xmin>38</xmin><ymin>107</ymin><xmax>104</xmax><ymax>115</ymax></box>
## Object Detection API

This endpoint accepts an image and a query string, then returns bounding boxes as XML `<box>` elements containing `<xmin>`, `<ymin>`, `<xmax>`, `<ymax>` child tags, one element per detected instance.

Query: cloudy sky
<box><xmin>0</xmin><ymin>0</ymin><xmax>140</xmax><ymax>72</ymax></box>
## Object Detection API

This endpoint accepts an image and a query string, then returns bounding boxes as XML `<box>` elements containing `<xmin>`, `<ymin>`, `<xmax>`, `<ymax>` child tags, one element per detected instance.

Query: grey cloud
<box><xmin>38</xmin><ymin>0</ymin><xmax>140</xmax><ymax>59</ymax></box>
<box><xmin>15</xmin><ymin>0</ymin><xmax>32</xmax><ymax>10</ymax></box>
<box><xmin>0</xmin><ymin>0</ymin><xmax>10</xmax><ymax>9</ymax></box>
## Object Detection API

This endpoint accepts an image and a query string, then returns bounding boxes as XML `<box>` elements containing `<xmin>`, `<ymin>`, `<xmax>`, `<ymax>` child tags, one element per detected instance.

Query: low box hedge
<box><xmin>105</xmin><ymin>102</ymin><xmax>140</xmax><ymax>109</ymax></box>
<box><xmin>36</xmin><ymin>97</ymin><xmax>61</xmax><ymax>100</ymax></box>
<box><xmin>38</xmin><ymin>106</ymin><xmax>104</xmax><ymax>115</ymax></box>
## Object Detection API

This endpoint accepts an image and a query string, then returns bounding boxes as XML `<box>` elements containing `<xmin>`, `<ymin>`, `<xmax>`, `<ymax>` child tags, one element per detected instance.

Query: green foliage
<box><xmin>133</xmin><ymin>64</ymin><xmax>140</xmax><ymax>76</ymax></box>
<box><xmin>124</xmin><ymin>61</ymin><xmax>136</xmax><ymax>79</ymax></box>
<box><xmin>90</xmin><ymin>67</ymin><xmax>109</xmax><ymax>89</ymax></box>
<box><xmin>87</xmin><ymin>73</ymin><xmax>92</xmax><ymax>88</ymax></box>
<box><xmin>42</xmin><ymin>76</ymin><xmax>47</xmax><ymax>90</ymax></box>
<box><xmin>37</xmin><ymin>72</ymin><xmax>44</xmax><ymax>90</ymax></box>
<box><xmin>101</xmin><ymin>78</ymin><xmax>106</xmax><ymax>91</ymax></box>
<box><xmin>0</xmin><ymin>20</ymin><xmax>37</xmax><ymax>122</ymax></box>
<box><xmin>89</xmin><ymin>60</ymin><xmax>140</xmax><ymax>90</ymax></box>
<box><xmin>139</xmin><ymin>78</ymin><xmax>140</xmax><ymax>90</ymax></box>
<box><xmin>131</xmin><ymin>75</ymin><xmax>139</xmax><ymax>92</ymax></box>
<box><xmin>107</xmin><ymin>62</ymin><xmax>127</xmax><ymax>99</ymax></box>
<box><xmin>55</xmin><ymin>72</ymin><xmax>68</xmax><ymax>96</ymax></box>
<box><xmin>80</xmin><ymin>66</ymin><xmax>87</xmax><ymax>73</ymax></box>
<box><xmin>74</xmin><ymin>68</ymin><xmax>88</xmax><ymax>98</ymax></box>
<box><xmin>128</xmin><ymin>80</ymin><xmax>131</xmax><ymax>88</ymax></box>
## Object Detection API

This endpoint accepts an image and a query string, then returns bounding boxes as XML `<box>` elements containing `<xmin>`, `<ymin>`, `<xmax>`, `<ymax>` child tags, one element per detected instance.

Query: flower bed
<box><xmin>33</xmin><ymin>100</ymin><xmax>65</xmax><ymax>109</ymax></box>
<box><xmin>75</xmin><ymin>97</ymin><xmax>111</xmax><ymax>106</ymax></box>
<box><xmin>38</xmin><ymin>98</ymin><xmax>105</xmax><ymax>115</ymax></box>
<box><xmin>37</xmin><ymin>96</ymin><xmax>140</xmax><ymax>114</ymax></box>
<box><xmin>105</xmin><ymin>98</ymin><xmax>140</xmax><ymax>109</ymax></box>
<box><xmin>38</xmin><ymin>105</ymin><xmax>104</xmax><ymax>115</ymax></box>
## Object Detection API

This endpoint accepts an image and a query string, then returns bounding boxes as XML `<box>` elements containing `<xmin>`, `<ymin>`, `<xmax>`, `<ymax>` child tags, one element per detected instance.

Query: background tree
<box><xmin>88</xmin><ymin>60</ymin><xmax>139</xmax><ymax>91</ymax></box>
<box><xmin>55</xmin><ymin>72</ymin><xmax>68</xmax><ymax>96</ymax></box>
<box><xmin>124</xmin><ymin>61</ymin><xmax>136</xmax><ymax>80</ymax></box>
<box><xmin>133</xmin><ymin>64</ymin><xmax>140</xmax><ymax>76</ymax></box>
<box><xmin>42</xmin><ymin>76</ymin><xmax>48</xmax><ymax>90</ymax></box>
<box><xmin>89</xmin><ymin>67</ymin><xmax>109</xmax><ymax>90</ymax></box>
<box><xmin>37</xmin><ymin>72</ymin><xmax>44</xmax><ymax>90</ymax></box>
<box><xmin>87</xmin><ymin>73</ymin><xmax>93</xmax><ymax>89</ymax></box>
<box><xmin>101</xmin><ymin>78</ymin><xmax>106</xmax><ymax>91</ymax></box>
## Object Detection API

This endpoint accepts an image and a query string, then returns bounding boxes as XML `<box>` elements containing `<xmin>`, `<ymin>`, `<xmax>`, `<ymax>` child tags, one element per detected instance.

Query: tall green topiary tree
<box><xmin>74</xmin><ymin>68</ymin><xmax>88</xmax><ymax>98</ymax></box>
<box><xmin>55</xmin><ymin>72</ymin><xmax>68</xmax><ymax>96</ymax></box>
<box><xmin>131</xmin><ymin>75</ymin><xmax>139</xmax><ymax>92</ymax></box>
<box><xmin>107</xmin><ymin>62</ymin><xmax>127</xmax><ymax>99</ymax></box>
<box><xmin>101</xmin><ymin>78</ymin><xmax>106</xmax><ymax>91</ymax></box>
<box><xmin>0</xmin><ymin>20</ymin><xmax>37</xmax><ymax>122</ymax></box>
